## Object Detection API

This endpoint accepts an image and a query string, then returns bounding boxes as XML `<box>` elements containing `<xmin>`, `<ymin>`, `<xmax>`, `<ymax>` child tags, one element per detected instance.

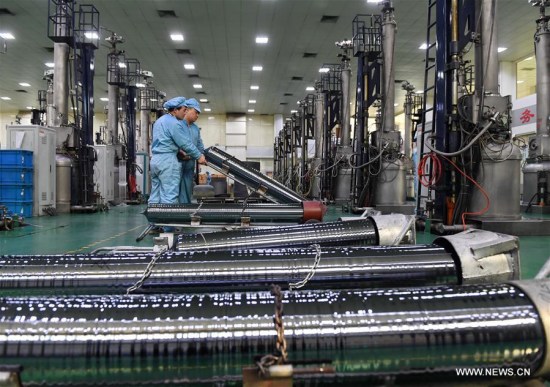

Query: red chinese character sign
<box><xmin>520</xmin><ymin>108</ymin><xmax>535</xmax><ymax>124</ymax></box>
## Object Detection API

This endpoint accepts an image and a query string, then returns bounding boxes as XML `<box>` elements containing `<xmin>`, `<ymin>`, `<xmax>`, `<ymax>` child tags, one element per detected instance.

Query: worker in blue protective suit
<box><xmin>149</xmin><ymin>97</ymin><xmax>206</xmax><ymax>204</ymax></box>
<box><xmin>179</xmin><ymin>98</ymin><xmax>205</xmax><ymax>204</ymax></box>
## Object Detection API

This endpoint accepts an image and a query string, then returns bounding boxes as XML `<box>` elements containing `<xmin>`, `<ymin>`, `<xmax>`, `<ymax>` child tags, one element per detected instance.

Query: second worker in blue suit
<box><xmin>179</xmin><ymin>98</ymin><xmax>205</xmax><ymax>204</ymax></box>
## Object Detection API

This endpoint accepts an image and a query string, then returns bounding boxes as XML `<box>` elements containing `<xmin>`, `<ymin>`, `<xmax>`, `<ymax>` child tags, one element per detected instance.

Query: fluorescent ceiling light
<box><xmin>100</xmin><ymin>97</ymin><xmax>109</xmax><ymax>101</ymax></box>
<box><xmin>150</xmin><ymin>98</ymin><xmax>158</xmax><ymax>102</ymax></box>
<box><xmin>170</xmin><ymin>34</ymin><xmax>184</xmax><ymax>41</ymax></box>
<box><xmin>199</xmin><ymin>98</ymin><xmax>208</xmax><ymax>103</ymax></box>
<box><xmin>517</xmin><ymin>80</ymin><xmax>525</xmax><ymax>84</ymax></box>
<box><xmin>0</xmin><ymin>33</ymin><xmax>15</xmax><ymax>40</ymax></box>
<box><xmin>84</xmin><ymin>32</ymin><xmax>99</xmax><ymax>39</ymax></box>
<box><xmin>248</xmin><ymin>109</ymin><xmax>255</xmax><ymax>113</ymax></box>
<box><xmin>250</xmin><ymin>85</ymin><xmax>259</xmax><ymax>90</ymax></box>
<box><xmin>208</xmin><ymin>116</ymin><xmax>215</xmax><ymax>120</ymax></box>
<box><xmin>367</xmin><ymin>0</ymin><xmax>384</xmax><ymax>3</ymax></box>
<box><xmin>184</xmin><ymin>63</ymin><xmax>195</xmax><ymax>70</ymax></box>
<box><xmin>255</xmin><ymin>36</ymin><xmax>269</xmax><ymax>44</ymax></box>
<box><xmin>26</xmin><ymin>106</ymin><xmax>34</xmax><ymax>109</ymax></box>
<box><xmin>118</xmin><ymin>62</ymin><xmax>127</xmax><ymax>68</ymax></box>
<box><xmin>193</xmin><ymin>84</ymin><xmax>203</xmax><ymax>89</ymax></box>
<box><xmin>136</xmin><ymin>83</ymin><xmax>146</xmax><ymax>88</ymax></box>
<box><xmin>204</xmin><ymin>108</ymin><xmax>212</xmax><ymax>112</ymax></box>
<box><xmin>419</xmin><ymin>43</ymin><xmax>428</xmax><ymax>50</ymax></box>
<box><xmin>306</xmin><ymin>86</ymin><xmax>315</xmax><ymax>91</ymax></box>
<box><xmin>497</xmin><ymin>47</ymin><xmax>507</xmax><ymax>53</ymax></box>
<box><xmin>290</xmin><ymin>110</ymin><xmax>298</xmax><ymax>113</ymax></box>
<box><xmin>45</xmin><ymin>62</ymin><xmax>54</xmax><ymax>68</ymax></box>
<box><xmin>522</xmin><ymin>56</ymin><xmax>534</xmax><ymax>62</ymax></box>
<box><xmin>319</xmin><ymin>67</ymin><xmax>330</xmax><ymax>73</ymax></box>
<box><xmin>1</xmin><ymin>96</ymin><xmax>11</xmax><ymax>100</ymax></box>
<box><xmin>249</xmin><ymin>100</ymin><xmax>256</xmax><ymax>104</ymax></box>
<box><xmin>252</xmin><ymin>65</ymin><xmax>263</xmax><ymax>71</ymax></box>
<box><xmin>285</xmin><ymin>118</ymin><xmax>291</xmax><ymax>121</ymax></box>
<box><xmin>19</xmin><ymin>82</ymin><xmax>31</xmax><ymax>87</ymax></box>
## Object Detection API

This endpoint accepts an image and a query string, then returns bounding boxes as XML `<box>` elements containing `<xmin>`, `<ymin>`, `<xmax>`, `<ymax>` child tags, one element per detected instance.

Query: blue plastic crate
<box><xmin>0</xmin><ymin>150</ymin><xmax>33</xmax><ymax>167</ymax></box>
<box><xmin>0</xmin><ymin>167</ymin><xmax>33</xmax><ymax>184</ymax></box>
<box><xmin>0</xmin><ymin>185</ymin><xmax>33</xmax><ymax>201</ymax></box>
<box><xmin>1</xmin><ymin>200</ymin><xmax>32</xmax><ymax>218</ymax></box>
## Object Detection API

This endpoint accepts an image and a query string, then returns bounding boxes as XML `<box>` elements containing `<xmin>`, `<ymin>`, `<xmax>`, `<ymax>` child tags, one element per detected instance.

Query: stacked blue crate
<box><xmin>0</xmin><ymin>150</ymin><xmax>33</xmax><ymax>217</ymax></box>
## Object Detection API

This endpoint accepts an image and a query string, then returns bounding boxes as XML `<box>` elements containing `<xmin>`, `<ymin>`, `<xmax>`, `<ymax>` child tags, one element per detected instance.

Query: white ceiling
<box><xmin>0</xmin><ymin>0</ymin><xmax>540</xmax><ymax>117</ymax></box>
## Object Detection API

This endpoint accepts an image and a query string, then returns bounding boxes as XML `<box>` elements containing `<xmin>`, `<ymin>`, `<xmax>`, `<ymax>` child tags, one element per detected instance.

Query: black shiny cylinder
<box><xmin>175</xmin><ymin>218</ymin><xmax>378</xmax><ymax>252</ymax></box>
<box><xmin>205</xmin><ymin>146</ymin><xmax>304</xmax><ymax>203</ymax></box>
<box><xmin>0</xmin><ymin>245</ymin><xmax>457</xmax><ymax>292</ymax></box>
<box><xmin>145</xmin><ymin>202</ymin><xmax>306</xmax><ymax>224</ymax></box>
<box><xmin>0</xmin><ymin>283</ymin><xmax>545</xmax><ymax>385</ymax></box>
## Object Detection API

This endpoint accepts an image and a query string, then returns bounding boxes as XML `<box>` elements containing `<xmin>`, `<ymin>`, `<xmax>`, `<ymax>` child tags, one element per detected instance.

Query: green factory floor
<box><xmin>1</xmin><ymin>203</ymin><xmax>549</xmax><ymax>279</ymax></box>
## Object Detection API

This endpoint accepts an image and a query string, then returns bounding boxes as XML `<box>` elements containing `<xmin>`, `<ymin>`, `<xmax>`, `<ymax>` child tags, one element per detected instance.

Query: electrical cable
<box><xmin>440</xmin><ymin>155</ymin><xmax>490</xmax><ymax>230</ymax></box>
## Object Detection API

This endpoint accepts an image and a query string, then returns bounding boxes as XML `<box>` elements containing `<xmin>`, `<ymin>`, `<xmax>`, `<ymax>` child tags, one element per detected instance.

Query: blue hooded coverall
<box><xmin>179</xmin><ymin>120</ymin><xmax>204</xmax><ymax>203</ymax></box>
<box><xmin>148</xmin><ymin>114</ymin><xmax>202</xmax><ymax>204</ymax></box>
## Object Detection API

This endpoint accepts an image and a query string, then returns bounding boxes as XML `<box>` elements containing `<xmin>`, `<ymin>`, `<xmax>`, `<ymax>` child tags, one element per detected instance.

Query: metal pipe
<box><xmin>144</xmin><ymin>202</ymin><xmax>324</xmax><ymax>224</ymax></box>
<box><xmin>535</xmin><ymin>4</ymin><xmax>550</xmax><ymax>139</ymax></box>
<box><xmin>53</xmin><ymin>42</ymin><xmax>69</xmax><ymax>127</ymax></box>
<box><xmin>108</xmin><ymin>84</ymin><xmax>119</xmax><ymax>143</ymax></box>
<box><xmin>139</xmin><ymin>108</ymin><xmax>150</xmax><ymax>153</ymax></box>
<box><xmin>311</xmin><ymin>89</ymin><xmax>325</xmax><ymax>198</ymax></box>
<box><xmin>176</xmin><ymin>218</ymin><xmax>378</xmax><ymax>252</ymax></box>
<box><xmin>381</xmin><ymin>1</ymin><xmax>396</xmax><ymax>133</ymax></box>
<box><xmin>1</xmin><ymin>280</ymin><xmax>548</xmax><ymax>385</ymax></box>
<box><xmin>341</xmin><ymin>62</ymin><xmax>352</xmax><ymax>146</ymax></box>
<box><xmin>476</xmin><ymin>0</ymin><xmax>499</xmax><ymax>95</ymax></box>
<box><xmin>0</xmin><ymin>245</ymin><xmax>458</xmax><ymax>292</ymax></box>
<box><xmin>204</xmin><ymin>146</ymin><xmax>304</xmax><ymax>203</ymax></box>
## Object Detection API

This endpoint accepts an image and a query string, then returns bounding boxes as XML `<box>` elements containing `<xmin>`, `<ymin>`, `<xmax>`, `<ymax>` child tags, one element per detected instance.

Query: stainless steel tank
<box><xmin>55</xmin><ymin>154</ymin><xmax>72</xmax><ymax>213</ymax></box>
<box><xmin>374</xmin><ymin>158</ymin><xmax>407</xmax><ymax>205</ymax></box>
<box><xmin>470</xmin><ymin>141</ymin><xmax>522</xmax><ymax>219</ymax></box>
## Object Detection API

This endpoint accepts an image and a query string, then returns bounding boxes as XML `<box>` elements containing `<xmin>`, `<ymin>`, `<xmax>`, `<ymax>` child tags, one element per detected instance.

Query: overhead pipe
<box><xmin>0</xmin><ymin>280</ymin><xmax>548</xmax><ymax>385</ymax></box>
<box><xmin>0</xmin><ymin>230</ymin><xmax>519</xmax><ymax>293</ymax></box>
<box><xmin>204</xmin><ymin>146</ymin><xmax>304</xmax><ymax>203</ymax></box>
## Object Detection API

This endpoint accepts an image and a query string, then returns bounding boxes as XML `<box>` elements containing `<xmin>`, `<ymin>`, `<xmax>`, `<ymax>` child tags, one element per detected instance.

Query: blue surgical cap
<box><xmin>163</xmin><ymin>96</ymin><xmax>186</xmax><ymax>110</ymax></box>
<box><xmin>184</xmin><ymin>98</ymin><xmax>201</xmax><ymax>113</ymax></box>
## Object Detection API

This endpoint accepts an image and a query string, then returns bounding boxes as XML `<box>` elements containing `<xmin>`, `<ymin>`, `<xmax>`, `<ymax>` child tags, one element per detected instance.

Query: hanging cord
<box><xmin>418</xmin><ymin>152</ymin><xmax>443</xmax><ymax>187</ymax></box>
<box><xmin>289</xmin><ymin>244</ymin><xmax>321</xmax><ymax>290</ymax></box>
<box><xmin>126</xmin><ymin>245</ymin><xmax>168</xmax><ymax>294</ymax></box>
<box><xmin>440</xmin><ymin>155</ymin><xmax>490</xmax><ymax>230</ymax></box>
<box><xmin>190</xmin><ymin>201</ymin><xmax>203</xmax><ymax>217</ymax></box>
<box><xmin>257</xmin><ymin>284</ymin><xmax>288</xmax><ymax>376</ymax></box>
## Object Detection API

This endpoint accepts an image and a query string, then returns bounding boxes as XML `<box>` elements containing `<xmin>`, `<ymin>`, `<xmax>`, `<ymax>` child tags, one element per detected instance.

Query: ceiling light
<box><xmin>285</xmin><ymin>118</ymin><xmax>291</xmax><ymax>121</ymax></box>
<box><xmin>193</xmin><ymin>84</ymin><xmax>203</xmax><ymax>89</ymax></box>
<box><xmin>419</xmin><ymin>43</ymin><xmax>428</xmax><ymax>50</ymax></box>
<box><xmin>26</xmin><ymin>106</ymin><xmax>34</xmax><ymax>110</ymax></box>
<box><xmin>136</xmin><ymin>83</ymin><xmax>146</xmax><ymax>88</ymax></box>
<box><xmin>255</xmin><ymin>36</ymin><xmax>269</xmax><ymax>44</ymax></box>
<box><xmin>248</xmin><ymin>109</ymin><xmax>255</xmax><ymax>113</ymax></box>
<box><xmin>306</xmin><ymin>86</ymin><xmax>315</xmax><ymax>91</ymax></box>
<box><xmin>19</xmin><ymin>82</ymin><xmax>31</xmax><ymax>87</ymax></box>
<box><xmin>170</xmin><ymin>34</ymin><xmax>184</xmax><ymax>41</ymax></box>
<box><xmin>497</xmin><ymin>47</ymin><xmax>507</xmax><ymax>53</ymax></box>
<box><xmin>118</xmin><ymin>62</ymin><xmax>127</xmax><ymax>68</ymax></box>
<box><xmin>184</xmin><ymin>63</ymin><xmax>195</xmax><ymax>70</ymax></box>
<box><xmin>252</xmin><ymin>65</ymin><xmax>263</xmax><ymax>71</ymax></box>
<box><xmin>291</xmin><ymin>110</ymin><xmax>298</xmax><ymax>113</ymax></box>
<box><xmin>208</xmin><ymin>116</ymin><xmax>215</xmax><ymax>120</ymax></box>
<box><xmin>250</xmin><ymin>85</ymin><xmax>259</xmax><ymax>90</ymax></box>
<box><xmin>522</xmin><ymin>56</ymin><xmax>534</xmax><ymax>62</ymax></box>
<box><xmin>199</xmin><ymin>98</ymin><xmax>208</xmax><ymax>103</ymax></box>
<box><xmin>204</xmin><ymin>108</ymin><xmax>212</xmax><ymax>112</ymax></box>
<box><xmin>517</xmin><ymin>80</ymin><xmax>525</xmax><ymax>84</ymax></box>
<box><xmin>249</xmin><ymin>100</ymin><xmax>256</xmax><ymax>104</ymax></box>
<box><xmin>84</xmin><ymin>32</ymin><xmax>99</xmax><ymax>39</ymax></box>
<box><xmin>416</xmin><ymin>90</ymin><xmax>424</xmax><ymax>94</ymax></box>
<box><xmin>367</xmin><ymin>0</ymin><xmax>384</xmax><ymax>3</ymax></box>
<box><xmin>0</xmin><ymin>33</ymin><xmax>15</xmax><ymax>40</ymax></box>
<box><xmin>45</xmin><ymin>62</ymin><xmax>54</xmax><ymax>68</ymax></box>
<box><xmin>150</xmin><ymin>98</ymin><xmax>158</xmax><ymax>102</ymax></box>
<box><xmin>1</xmin><ymin>96</ymin><xmax>11</xmax><ymax>100</ymax></box>
<box><xmin>100</xmin><ymin>97</ymin><xmax>109</xmax><ymax>102</ymax></box>
<box><xmin>319</xmin><ymin>67</ymin><xmax>330</xmax><ymax>73</ymax></box>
